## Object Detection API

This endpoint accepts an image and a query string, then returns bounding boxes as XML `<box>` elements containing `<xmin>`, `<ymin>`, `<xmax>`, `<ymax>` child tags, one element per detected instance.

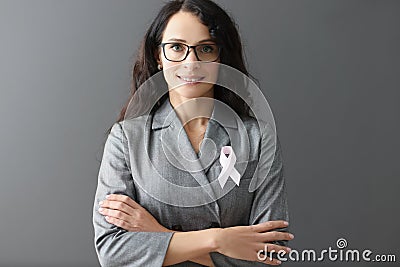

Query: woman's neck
<box><xmin>169</xmin><ymin>92</ymin><xmax>214</xmax><ymax>129</ymax></box>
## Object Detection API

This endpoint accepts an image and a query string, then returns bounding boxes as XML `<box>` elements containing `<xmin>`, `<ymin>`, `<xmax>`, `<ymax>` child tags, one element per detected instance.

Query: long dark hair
<box><xmin>114</xmin><ymin>0</ymin><xmax>254</xmax><ymax>130</ymax></box>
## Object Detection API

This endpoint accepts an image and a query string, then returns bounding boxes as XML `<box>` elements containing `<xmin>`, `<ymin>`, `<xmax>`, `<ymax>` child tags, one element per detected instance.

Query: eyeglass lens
<box><xmin>163</xmin><ymin>43</ymin><xmax>219</xmax><ymax>62</ymax></box>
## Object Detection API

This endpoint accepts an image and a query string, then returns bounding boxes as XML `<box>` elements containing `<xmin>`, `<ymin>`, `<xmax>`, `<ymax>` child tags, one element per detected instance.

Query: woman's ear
<box><xmin>154</xmin><ymin>48</ymin><xmax>162</xmax><ymax>65</ymax></box>
<box><xmin>155</xmin><ymin>51</ymin><xmax>163</xmax><ymax>70</ymax></box>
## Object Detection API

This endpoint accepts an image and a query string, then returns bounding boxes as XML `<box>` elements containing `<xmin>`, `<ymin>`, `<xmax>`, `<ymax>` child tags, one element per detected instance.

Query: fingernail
<box><xmin>105</xmin><ymin>216</ymin><xmax>110</xmax><ymax>220</ymax></box>
<box><xmin>277</xmin><ymin>260</ymin><xmax>281</xmax><ymax>264</ymax></box>
<box><xmin>283</xmin><ymin>221</ymin><xmax>289</xmax><ymax>226</ymax></box>
<box><xmin>98</xmin><ymin>208</ymin><xmax>104</xmax><ymax>212</ymax></box>
<box><xmin>289</xmin><ymin>234</ymin><xmax>295</xmax><ymax>239</ymax></box>
<box><xmin>99</xmin><ymin>201</ymin><xmax>103</xmax><ymax>206</ymax></box>
<box><xmin>286</xmin><ymin>247</ymin><xmax>291</xmax><ymax>252</ymax></box>
<box><xmin>106</xmin><ymin>195</ymin><xmax>111</xmax><ymax>199</ymax></box>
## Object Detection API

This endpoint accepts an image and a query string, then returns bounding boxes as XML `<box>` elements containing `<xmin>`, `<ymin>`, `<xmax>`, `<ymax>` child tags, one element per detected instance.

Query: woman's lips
<box><xmin>177</xmin><ymin>75</ymin><xmax>205</xmax><ymax>84</ymax></box>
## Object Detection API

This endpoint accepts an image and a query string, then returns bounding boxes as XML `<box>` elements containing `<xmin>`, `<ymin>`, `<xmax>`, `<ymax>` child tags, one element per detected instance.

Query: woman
<box><xmin>93</xmin><ymin>0</ymin><xmax>293</xmax><ymax>266</ymax></box>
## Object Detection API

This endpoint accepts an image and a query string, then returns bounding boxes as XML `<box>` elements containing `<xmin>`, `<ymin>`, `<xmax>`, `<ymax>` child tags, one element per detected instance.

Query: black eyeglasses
<box><xmin>160</xmin><ymin>42</ymin><xmax>220</xmax><ymax>62</ymax></box>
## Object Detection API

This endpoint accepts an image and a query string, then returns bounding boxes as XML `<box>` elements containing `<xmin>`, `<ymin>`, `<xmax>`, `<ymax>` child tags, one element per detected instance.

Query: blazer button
<box><xmin>171</xmin><ymin>224</ymin><xmax>183</xmax><ymax>231</ymax></box>
<box><xmin>209</xmin><ymin>222</ymin><xmax>220</xmax><ymax>228</ymax></box>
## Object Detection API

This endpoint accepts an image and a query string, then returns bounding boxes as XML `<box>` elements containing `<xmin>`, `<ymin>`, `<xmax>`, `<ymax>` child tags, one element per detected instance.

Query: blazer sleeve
<box><xmin>92</xmin><ymin>122</ymin><xmax>174</xmax><ymax>267</ymax></box>
<box><xmin>249</xmin><ymin>133</ymin><xmax>290</xmax><ymax>246</ymax></box>
<box><xmin>209</xmin><ymin>127</ymin><xmax>290</xmax><ymax>266</ymax></box>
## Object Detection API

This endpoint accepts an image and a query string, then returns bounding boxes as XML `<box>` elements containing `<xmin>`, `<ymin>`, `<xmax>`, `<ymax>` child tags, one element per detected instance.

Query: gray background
<box><xmin>0</xmin><ymin>0</ymin><xmax>399</xmax><ymax>266</ymax></box>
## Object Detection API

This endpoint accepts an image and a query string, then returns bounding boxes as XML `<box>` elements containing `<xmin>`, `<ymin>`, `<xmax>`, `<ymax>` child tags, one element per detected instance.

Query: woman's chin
<box><xmin>170</xmin><ymin>84</ymin><xmax>214</xmax><ymax>99</ymax></box>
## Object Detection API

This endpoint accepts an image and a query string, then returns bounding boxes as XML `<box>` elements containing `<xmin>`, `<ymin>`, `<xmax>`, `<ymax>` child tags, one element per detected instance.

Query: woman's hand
<box><xmin>213</xmin><ymin>220</ymin><xmax>294</xmax><ymax>265</ymax></box>
<box><xmin>99</xmin><ymin>194</ymin><xmax>214</xmax><ymax>266</ymax></box>
<box><xmin>98</xmin><ymin>194</ymin><xmax>169</xmax><ymax>232</ymax></box>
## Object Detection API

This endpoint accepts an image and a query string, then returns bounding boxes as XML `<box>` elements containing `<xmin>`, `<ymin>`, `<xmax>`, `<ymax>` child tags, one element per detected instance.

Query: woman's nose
<box><xmin>183</xmin><ymin>48</ymin><xmax>200</xmax><ymax>69</ymax></box>
<box><xmin>185</xmin><ymin>47</ymin><xmax>198</xmax><ymax>62</ymax></box>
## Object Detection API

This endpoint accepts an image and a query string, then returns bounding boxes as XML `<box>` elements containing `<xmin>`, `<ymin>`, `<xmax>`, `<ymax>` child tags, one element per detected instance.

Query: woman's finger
<box><xmin>259</xmin><ymin>231</ymin><xmax>294</xmax><ymax>242</ymax></box>
<box><xmin>259</xmin><ymin>243</ymin><xmax>291</xmax><ymax>254</ymax></box>
<box><xmin>251</xmin><ymin>221</ymin><xmax>289</xmax><ymax>233</ymax></box>
<box><xmin>100</xmin><ymin>200</ymin><xmax>135</xmax><ymax>215</ymax></box>
<box><xmin>105</xmin><ymin>194</ymin><xmax>143</xmax><ymax>210</ymax></box>
<box><xmin>104</xmin><ymin>216</ymin><xmax>131</xmax><ymax>229</ymax></box>
<box><xmin>99</xmin><ymin>208</ymin><xmax>130</xmax><ymax>221</ymax></box>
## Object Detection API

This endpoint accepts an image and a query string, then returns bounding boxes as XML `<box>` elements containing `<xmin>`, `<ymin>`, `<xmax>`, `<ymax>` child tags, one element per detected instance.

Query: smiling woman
<box><xmin>92</xmin><ymin>1</ymin><xmax>292</xmax><ymax>266</ymax></box>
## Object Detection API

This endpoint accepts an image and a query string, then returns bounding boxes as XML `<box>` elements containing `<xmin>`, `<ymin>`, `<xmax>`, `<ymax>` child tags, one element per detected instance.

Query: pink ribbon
<box><xmin>217</xmin><ymin>146</ymin><xmax>241</xmax><ymax>188</ymax></box>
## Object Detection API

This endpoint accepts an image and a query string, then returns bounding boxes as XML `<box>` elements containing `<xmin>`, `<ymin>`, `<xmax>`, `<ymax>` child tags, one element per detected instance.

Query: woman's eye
<box><xmin>170</xmin><ymin>44</ymin><xmax>184</xmax><ymax>52</ymax></box>
<box><xmin>200</xmin><ymin>45</ymin><xmax>214</xmax><ymax>53</ymax></box>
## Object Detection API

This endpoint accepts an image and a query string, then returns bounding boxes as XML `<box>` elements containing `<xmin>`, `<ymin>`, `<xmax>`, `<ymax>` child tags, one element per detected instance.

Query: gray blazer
<box><xmin>93</xmin><ymin>98</ymin><xmax>289</xmax><ymax>267</ymax></box>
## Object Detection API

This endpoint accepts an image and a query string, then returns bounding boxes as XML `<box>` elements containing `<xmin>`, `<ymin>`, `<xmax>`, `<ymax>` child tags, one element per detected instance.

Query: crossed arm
<box><xmin>98</xmin><ymin>194</ymin><xmax>215</xmax><ymax>266</ymax></box>
<box><xmin>98</xmin><ymin>194</ymin><xmax>293</xmax><ymax>266</ymax></box>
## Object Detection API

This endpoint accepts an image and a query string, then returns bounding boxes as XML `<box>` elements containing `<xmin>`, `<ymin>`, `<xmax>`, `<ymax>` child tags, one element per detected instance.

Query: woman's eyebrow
<box><xmin>166</xmin><ymin>38</ymin><xmax>216</xmax><ymax>44</ymax></box>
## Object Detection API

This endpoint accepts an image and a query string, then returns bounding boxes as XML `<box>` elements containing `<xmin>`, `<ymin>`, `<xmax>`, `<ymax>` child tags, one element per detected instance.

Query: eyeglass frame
<box><xmin>159</xmin><ymin>42</ymin><xmax>221</xmax><ymax>62</ymax></box>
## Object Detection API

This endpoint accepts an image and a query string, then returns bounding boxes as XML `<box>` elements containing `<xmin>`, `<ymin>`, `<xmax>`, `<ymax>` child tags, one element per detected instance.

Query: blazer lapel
<box><xmin>198</xmin><ymin>100</ymin><xmax>240</xmax><ymax>173</ymax></box>
<box><xmin>152</xmin><ymin>99</ymin><xmax>215</xmax><ymax>195</ymax></box>
<box><xmin>198</xmin><ymin>120</ymin><xmax>230</xmax><ymax>173</ymax></box>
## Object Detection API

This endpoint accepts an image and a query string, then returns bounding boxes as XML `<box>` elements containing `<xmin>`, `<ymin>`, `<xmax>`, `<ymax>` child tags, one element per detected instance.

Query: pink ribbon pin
<box><xmin>217</xmin><ymin>146</ymin><xmax>241</xmax><ymax>188</ymax></box>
